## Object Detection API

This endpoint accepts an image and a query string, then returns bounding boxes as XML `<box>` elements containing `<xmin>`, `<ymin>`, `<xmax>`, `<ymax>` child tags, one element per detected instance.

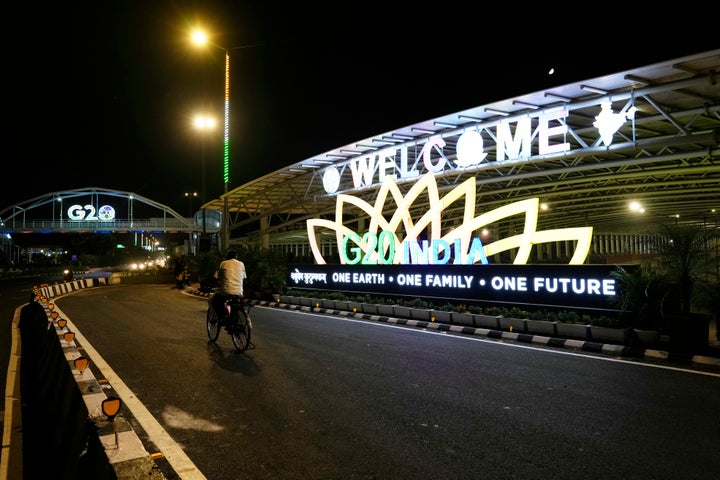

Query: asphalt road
<box><xmin>4</xmin><ymin>282</ymin><xmax>720</xmax><ymax>479</ymax></box>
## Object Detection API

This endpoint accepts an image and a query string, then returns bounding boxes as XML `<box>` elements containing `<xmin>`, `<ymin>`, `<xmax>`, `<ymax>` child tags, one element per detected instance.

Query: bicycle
<box><xmin>206</xmin><ymin>294</ymin><xmax>253</xmax><ymax>351</ymax></box>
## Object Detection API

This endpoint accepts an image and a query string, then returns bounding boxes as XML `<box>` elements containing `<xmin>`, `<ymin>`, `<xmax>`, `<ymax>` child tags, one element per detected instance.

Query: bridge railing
<box><xmin>0</xmin><ymin>218</ymin><xmax>199</xmax><ymax>233</ymax></box>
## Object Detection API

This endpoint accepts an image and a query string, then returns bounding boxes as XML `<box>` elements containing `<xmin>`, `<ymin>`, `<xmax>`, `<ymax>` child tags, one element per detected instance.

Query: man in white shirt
<box><xmin>212</xmin><ymin>250</ymin><xmax>247</xmax><ymax>318</ymax></box>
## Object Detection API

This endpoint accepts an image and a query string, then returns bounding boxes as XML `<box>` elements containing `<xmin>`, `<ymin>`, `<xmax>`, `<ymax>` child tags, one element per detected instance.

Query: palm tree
<box><xmin>646</xmin><ymin>223</ymin><xmax>717</xmax><ymax>315</ymax></box>
<box><xmin>610</xmin><ymin>264</ymin><xmax>651</xmax><ymax>329</ymax></box>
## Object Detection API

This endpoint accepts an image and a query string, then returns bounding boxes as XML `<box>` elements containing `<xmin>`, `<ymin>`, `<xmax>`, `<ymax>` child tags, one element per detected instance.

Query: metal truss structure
<box><xmin>0</xmin><ymin>187</ymin><xmax>195</xmax><ymax>234</ymax></box>
<box><xmin>206</xmin><ymin>49</ymin><xmax>719</xmax><ymax>245</ymax></box>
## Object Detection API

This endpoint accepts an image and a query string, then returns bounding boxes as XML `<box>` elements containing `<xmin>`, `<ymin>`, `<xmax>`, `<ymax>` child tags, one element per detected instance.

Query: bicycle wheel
<box><xmin>230</xmin><ymin>307</ymin><xmax>252</xmax><ymax>352</ymax></box>
<box><xmin>206</xmin><ymin>304</ymin><xmax>221</xmax><ymax>342</ymax></box>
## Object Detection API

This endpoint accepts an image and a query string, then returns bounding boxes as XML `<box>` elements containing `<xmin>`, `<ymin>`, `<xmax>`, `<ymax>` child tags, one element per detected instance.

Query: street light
<box><xmin>192</xmin><ymin>114</ymin><xmax>216</xmax><ymax>234</ymax></box>
<box><xmin>190</xmin><ymin>30</ymin><xmax>262</xmax><ymax>251</ymax></box>
<box><xmin>184</xmin><ymin>191</ymin><xmax>198</xmax><ymax>218</ymax></box>
<box><xmin>190</xmin><ymin>29</ymin><xmax>232</xmax><ymax>252</ymax></box>
<box><xmin>184</xmin><ymin>192</ymin><xmax>198</xmax><ymax>255</ymax></box>
<box><xmin>56</xmin><ymin>196</ymin><xmax>63</xmax><ymax>228</ymax></box>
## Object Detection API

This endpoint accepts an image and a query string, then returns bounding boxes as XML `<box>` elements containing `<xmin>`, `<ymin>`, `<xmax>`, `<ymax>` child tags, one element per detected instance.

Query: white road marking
<box><xmin>55</xmin><ymin>305</ymin><xmax>208</xmax><ymax>480</ymax></box>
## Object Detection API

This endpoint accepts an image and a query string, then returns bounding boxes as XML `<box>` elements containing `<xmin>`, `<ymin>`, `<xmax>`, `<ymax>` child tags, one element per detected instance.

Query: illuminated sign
<box><xmin>299</xmin><ymin>102</ymin><xmax>636</xmax><ymax>311</ymax></box>
<box><xmin>320</xmin><ymin>102</ymin><xmax>636</xmax><ymax>195</ymax></box>
<box><xmin>307</xmin><ymin>173</ymin><xmax>593</xmax><ymax>266</ymax></box>
<box><xmin>288</xmin><ymin>264</ymin><xmax>620</xmax><ymax>311</ymax></box>
<box><xmin>67</xmin><ymin>204</ymin><xmax>116</xmax><ymax>221</ymax></box>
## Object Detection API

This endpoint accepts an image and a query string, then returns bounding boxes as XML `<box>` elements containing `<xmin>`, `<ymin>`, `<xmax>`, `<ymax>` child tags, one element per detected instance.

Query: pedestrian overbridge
<box><xmin>0</xmin><ymin>187</ymin><xmax>215</xmax><ymax>234</ymax></box>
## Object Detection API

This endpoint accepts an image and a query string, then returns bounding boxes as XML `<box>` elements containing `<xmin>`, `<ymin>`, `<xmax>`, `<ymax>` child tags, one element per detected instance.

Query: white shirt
<box><xmin>215</xmin><ymin>258</ymin><xmax>247</xmax><ymax>296</ymax></box>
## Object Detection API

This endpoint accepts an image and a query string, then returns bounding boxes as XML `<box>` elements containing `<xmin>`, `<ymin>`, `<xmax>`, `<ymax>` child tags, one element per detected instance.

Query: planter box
<box><xmin>377</xmin><ymin>304</ymin><xmax>395</xmax><ymax>316</ymax></box>
<box><xmin>393</xmin><ymin>306</ymin><xmax>412</xmax><ymax>319</ymax></box>
<box><xmin>556</xmin><ymin>323</ymin><xmax>589</xmax><ymax>340</ymax></box>
<box><xmin>452</xmin><ymin>312</ymin><xmax>474</xmax><ymax>326</ymax></box>
<box><xmin>430</xmin><ymin>310</ymin><xmax>453</xmax><ymax>323</ymax></box>
<box><xmin>410</xmin><ymin>308</ymin><xmax>431</xmax><ymax>321</ymax></box>
<box><xmin>589</xmin><ymin>326</ymin><xmax>632</xmax><ymax>344</ymax></box>
<box><xmin>279</xmin><ymin>295</ymin><xmax>295</xmax><ymax>304</ymax></box>
<box><xmin>525</xmin><ymin>319</ymin><xmax>557</xmax><ymax>336</ymax></box>
<box><xmin>633</xmin><ymin>328</ymin><xmax>661</xmax><ymax>346</ymax></box>
<box><xmin>333</xmin><ymin>300</ymin><xmax>349</xmax><ymax>311</ymax></box>
<box><xmin>361</xmin><ymin>303</ymin><xmax>379</xmax><ymax>315</ymax></box>
<box><xmin>499</xmin><ymin>316</ymin><xmax>526</xmax><ymax>333</ymax></box>
<box><xmin>473</xmin><ymin>314</ymin><xmax>500</xmax><ymax>329</ymax></box>
<box><xmin>321</xmin><ymin>299</ymin><xmax>335</xmax><ymax>309</ymax></box>
<box><xmin>347</xmin><ymin>301</ymin><xmax>362</xmax><ymax>313</ymax></box>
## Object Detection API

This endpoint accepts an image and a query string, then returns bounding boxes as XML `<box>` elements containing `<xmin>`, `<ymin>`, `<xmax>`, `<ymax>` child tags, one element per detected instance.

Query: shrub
<box><xmin>590</xmin><ymin>315</ymin><xmax>622</xmax><ymax>328</ymax></box>
<box><xmin>407</xmin><ymin>298</ymin><xmax>430</xmax><ymax>308</ymax></box>
<box><xmin>455</xmin><ymin>304</ymin><xmax>468</xmax><ymax>313</ymax></box>
<box><xmin>508</xmin><ymin>307</ymin><xmax>530</xmax><ymax>318</ymax></box>
<box><xmin>468</xmin><ymin>305</ymin><xmax>483</xmax><ymax>314</ymax></box>
<box><xmin>556</xmin><ymin>310</ymin><xmax>581</xmax><ymax>324</ymax></box>
<box><xmin>484</xmin><ymin>306</ymin><xmax>506</xmax><ymax>317</ymax></box>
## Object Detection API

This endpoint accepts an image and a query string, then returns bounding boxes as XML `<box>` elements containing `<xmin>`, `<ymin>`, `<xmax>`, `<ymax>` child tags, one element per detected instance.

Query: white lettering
<box><xmin>490</xmin><ymin>276</ymin><xmax>527</xmax><ymax>291</ymax></box>
<box><xmin>349</xmin><ymin>155</ymin><xmax>376</xmax><ymax>188</ymax></box>
<box><xmin>397</xmin><ymin>274</ymin><xmax>422</xmax><ymax>286</ymax></box>
<box><xmin>352</xmin><ymin>272</ymin><xmax>385</xmax><ymax>284</ymax></box>
<box><xmin>332</xmin><ymin>272</ymin><xmax>351</xmax><ymax>283</ymax></box>
<box><xmin>539</xmin><ymin>108</ymin><xmax>569</xmax><ymax>155</ymax></box>
<box><xmin>326</xmin><ymin>112</ymin><xmax>579</xmax><ymax>193</ymax></box>
<box><xmin>421</xmin><ymin>136</ymin><xmax>447</xmax><ymax>173</ymax></box>
<box><xmin>423</xmin><ymin>274</ymin><xmax>474</xmax><ymax>288</ymax></box>
<box><xmin>378</xmin><ymin>148</ymin><xmax>397</xmax><ymax>180</ymax></box>
<box><xmin>496</xmin><ymin>117</ymin><xmax>531</xmax><ymax>161</ymax></box>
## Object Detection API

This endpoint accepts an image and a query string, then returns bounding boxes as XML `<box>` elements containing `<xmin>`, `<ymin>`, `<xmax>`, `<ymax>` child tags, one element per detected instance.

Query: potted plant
<box><xmin>525</xmin><ymin>309</ymin><xmax>558</xmax><ymax>336</ymax></box>
<box><xmin>554</xmin><ymin>310</ymin><xmax>590</xmax><ymax>340</ymax></box>
<box><xmin>610</xmin><ymin>264</ymin><xmax>659</xmax><ymax>345</ymax></box>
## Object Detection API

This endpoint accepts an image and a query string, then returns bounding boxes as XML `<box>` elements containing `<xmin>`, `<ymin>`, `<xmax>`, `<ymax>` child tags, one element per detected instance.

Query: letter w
<box><xmin>349</xmin><ymin>155</ymin><xmax>376</xmax><ymax>187</ymax></box>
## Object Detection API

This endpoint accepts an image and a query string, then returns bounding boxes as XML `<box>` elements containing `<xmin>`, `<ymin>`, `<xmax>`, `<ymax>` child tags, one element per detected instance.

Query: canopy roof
<box><xmin>205</xmin><ymin>49</ymin><xmax>720</xmax><ymax>243</ymax></box>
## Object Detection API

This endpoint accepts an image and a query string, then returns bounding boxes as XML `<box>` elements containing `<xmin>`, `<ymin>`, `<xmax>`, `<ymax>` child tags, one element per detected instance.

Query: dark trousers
<box><xmin>212</xmin><ymin>293</ymin><xmax>231</xmax><ymax>318</ymax></box>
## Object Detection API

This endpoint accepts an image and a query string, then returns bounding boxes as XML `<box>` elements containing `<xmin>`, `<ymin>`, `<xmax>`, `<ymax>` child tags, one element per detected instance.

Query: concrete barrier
<box><xmin>4</xmin><ymin>282</ymin><xmax>161</xmax><ymax>479</ymax></box>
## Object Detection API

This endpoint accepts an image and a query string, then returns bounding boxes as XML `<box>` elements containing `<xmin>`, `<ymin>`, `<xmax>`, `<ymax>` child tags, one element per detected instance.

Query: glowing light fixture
<box><xmin>580</xmin><ymin>84</ymin><xmax>609</xmax><ymax>95</ymax></box>
<box><xmin>629</xmin><ymin>201</ymin><xmax>645</xmax><ymax>213</ymax></box>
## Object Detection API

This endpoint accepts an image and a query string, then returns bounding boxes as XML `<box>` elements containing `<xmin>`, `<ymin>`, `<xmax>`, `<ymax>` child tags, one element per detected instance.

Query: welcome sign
<box><xmin>297</xmin><ymin>101</ymin><xmax>637</xmax><ymax>310</ymax></box>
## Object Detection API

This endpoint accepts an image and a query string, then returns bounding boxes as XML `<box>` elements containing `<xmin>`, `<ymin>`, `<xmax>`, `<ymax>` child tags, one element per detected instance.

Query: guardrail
<box><xmin>2</xmin><ymin>277</ymin><xmax>163</xmax><ymax>479</ymax></box>
<box><xmin>0</xmin><ymin>218</ymin><xmax>203</xmax><ymax>233</ymax></box>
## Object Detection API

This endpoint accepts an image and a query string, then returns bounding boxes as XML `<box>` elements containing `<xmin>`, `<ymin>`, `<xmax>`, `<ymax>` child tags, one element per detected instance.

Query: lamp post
<box><xmin>192</xmin><ymin>115</ymin><xmax>216</xmax><ymax>235</ymax></box>
<box><xmin>184</xmin><ymin>191</ymin><xmax>198</xmax><ymax>218</ymax></box>
<box><xmin>56</xmin><ymin>196</ymin><xmax>62</xmax><ymax>228</ymax></box>
<box><xmin>191</xmin><ymin>30</ymin><xmax>259</xmax><ymax>252</ymax></box>
<box><xmin>184</xmin><ymin>191</ymin><xmax>198</xmax><ymax>255</ymax></box>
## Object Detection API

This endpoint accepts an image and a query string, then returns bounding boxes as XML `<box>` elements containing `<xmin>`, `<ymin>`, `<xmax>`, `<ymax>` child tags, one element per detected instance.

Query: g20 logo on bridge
<box><xmin>67</xmin><ymin>204</ymin><xmax>116</xmax><ymax>222</ymax></box>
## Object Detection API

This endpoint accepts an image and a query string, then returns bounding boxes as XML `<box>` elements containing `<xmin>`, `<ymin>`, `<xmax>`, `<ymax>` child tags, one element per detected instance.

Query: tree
<box><xmin>645</xmin><ymin>223</ymin><xmax>717</xmax><ymax>315</ymax></box>
<box><xmin>610</xmin><ymin>264</ymin><xmax>652</xmax><ymax>329</ymax></box>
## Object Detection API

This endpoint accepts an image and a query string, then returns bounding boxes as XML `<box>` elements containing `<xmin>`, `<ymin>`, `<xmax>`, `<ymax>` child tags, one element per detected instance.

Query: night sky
<box><xmin>5</xmin><ymin>1</ymin><xmax>716</xmax><ymax>215</ymax></box>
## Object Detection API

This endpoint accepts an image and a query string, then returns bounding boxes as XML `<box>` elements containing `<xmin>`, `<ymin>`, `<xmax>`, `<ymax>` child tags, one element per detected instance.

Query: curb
<box><xmin>185</xmin><ymin>288</ymin><xmax>720</xmax><ymax>370</ymax></box>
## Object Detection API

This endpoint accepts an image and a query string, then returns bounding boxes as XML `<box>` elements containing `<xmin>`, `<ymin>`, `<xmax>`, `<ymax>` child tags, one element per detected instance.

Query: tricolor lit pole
<box><xmin>222</xmin><ymin>48</ymin><xmax>230</xmax><ymax>252</ymax></box>
<box><xmin>191</xmin><ymin>29</ymin><xmax>232</xmax><ymax>252</ymax></box>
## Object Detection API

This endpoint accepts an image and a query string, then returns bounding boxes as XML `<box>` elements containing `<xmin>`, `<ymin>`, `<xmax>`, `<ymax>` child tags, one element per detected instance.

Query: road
<box><xmin>7</xmin><ymin>283</ymin><xmax>720</xmax><ymax>479</ymax></box>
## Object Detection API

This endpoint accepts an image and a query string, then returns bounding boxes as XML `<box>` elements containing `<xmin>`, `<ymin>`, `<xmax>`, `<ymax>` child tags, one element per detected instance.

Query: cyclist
<box><xmin>211</xmin><ymin>250</ymin><xmax>247</xmax><ymax>319</ymax></box>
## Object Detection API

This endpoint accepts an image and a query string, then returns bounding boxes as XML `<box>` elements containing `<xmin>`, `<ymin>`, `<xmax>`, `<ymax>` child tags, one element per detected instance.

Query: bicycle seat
<box><xmin>225</xmin><ymin>295</ymin><xmax>245</xmax><ymax>306</ymax></box>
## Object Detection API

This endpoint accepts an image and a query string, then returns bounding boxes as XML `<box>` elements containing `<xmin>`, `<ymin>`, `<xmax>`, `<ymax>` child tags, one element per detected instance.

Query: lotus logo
<box><xmin>307</xmin><ymin>174</ymin><xmax>593</xmax><ymax>266</ymax></box>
